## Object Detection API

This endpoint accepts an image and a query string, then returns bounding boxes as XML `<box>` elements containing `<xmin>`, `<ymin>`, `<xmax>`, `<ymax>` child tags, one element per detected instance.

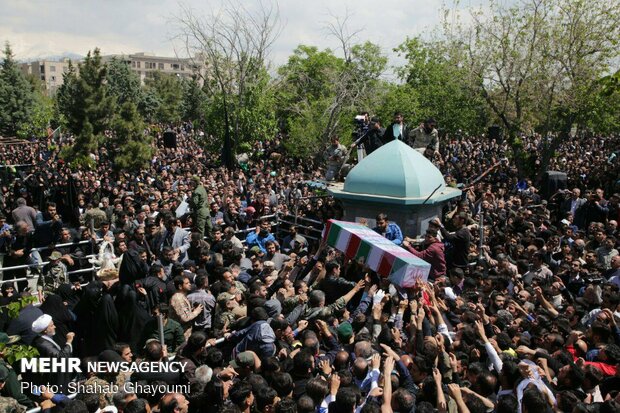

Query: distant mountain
<box><xmin>20</xmin><ymin>53</ymin><xmax>84</xmax><ymax>63</ymax></box>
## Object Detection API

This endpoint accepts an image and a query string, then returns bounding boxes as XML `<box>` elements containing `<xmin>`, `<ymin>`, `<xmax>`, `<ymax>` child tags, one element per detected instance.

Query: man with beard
<box><xmin>323</xmin><ymin>136</ymin><xmax>347</xmax><ymax>182</ymax></box>
<box><xmin>245</xmin><ymin>219</ymin><xmax>276</xmax><ymax>254</ymax></box>
<box><xmin>169</xmin><ymin>275</ymin><xmax>203</xmax><ymax>339</ymax></box>
<box><xmin>411</xmin><ymin>118</ymin><xmax>440</xmax><ymax>154</ymax></box>
<box><xmin>158</xmin><ymin>217</ymin><xmax>190</xmax><ymax>264</ymax></box>
<box><xmin>31</xmin><ymin>314</ymin><xmax>75</xmax><ymax>390</ymax></box>
<box><xmin>382</xmin><ymin>112</ymin><xmax>412</xmax><ymax>143</ymax></box>
<box><xmin>434</xmin><ymin>213</ymin><xmax>472</xmax><ymax>269</ymax></box>
<box><xmin>34</xmin><ymin>202</ymin><xmax>63</xmax><ymax>249</ymax></box>
<box><xmin>402</xmin><ymin>228</ymin><xmax>446</xmax><ymax>281</ymax></box>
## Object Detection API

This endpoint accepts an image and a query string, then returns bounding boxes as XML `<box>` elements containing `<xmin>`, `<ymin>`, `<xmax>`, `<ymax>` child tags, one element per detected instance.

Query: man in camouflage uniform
<box><xmin>38</xmin><ymin>251</ymin><xmax>67</xmax><ymax>296</ymax></box>
<box><xmin>0</xmin><ymin>361</ymin><xmax>34</xmax><ymax>410</ymax></box>
<box><xmin>80</xmin><ymin>203</ymin><xmax>108</xmax><ymax>231</ymax></box>
<box><xmin>0</xmin><ymin>396</ymin><xmax>25</xmax><ymax>413</ymax></box>
<box><xmin>214</xmin><ymin>292</ymin><xmax>246</xmax><ymax>330</ymax></box>
<box><xmin>323</xmin><ymin>136</ymin><xmax>347</xmax><ymax>182</ymax></box>
<box><xmin>410</xmin><ymin>118</ymin><xmax>439</xmax><ymax>154</ymax></box>
<box><xmin>188</xmin><ymin>176</ymin><xmax>211</xmax><ymax>238</ymax></box>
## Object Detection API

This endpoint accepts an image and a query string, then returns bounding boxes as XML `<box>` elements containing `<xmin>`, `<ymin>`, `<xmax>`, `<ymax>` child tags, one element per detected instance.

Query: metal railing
<box><xmin>0</xmin><ymin>237</ymin><xmax>105</xmax><ymax>289</ymax></box>
<box><xmin>31</xmin><ymin>239</ymin><xmax>101</xmax><ymax>253</ymax></box>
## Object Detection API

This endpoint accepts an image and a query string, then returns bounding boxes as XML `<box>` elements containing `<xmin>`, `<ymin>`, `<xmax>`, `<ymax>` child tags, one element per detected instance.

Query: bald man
<box><xmin>159</xmin><ymin>393</ymin><xmax>189</xmax><ymax>413</ymax></box>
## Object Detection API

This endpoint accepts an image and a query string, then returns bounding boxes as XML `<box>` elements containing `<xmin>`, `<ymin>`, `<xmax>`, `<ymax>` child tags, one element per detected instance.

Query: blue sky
<box><xmin>1</xmin><ymin>0</ymin><xmax>488</xmax><ymax>69</ymax></box>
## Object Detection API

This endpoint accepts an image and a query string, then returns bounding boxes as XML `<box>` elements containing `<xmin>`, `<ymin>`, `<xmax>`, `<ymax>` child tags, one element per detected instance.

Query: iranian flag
<box><xmin>323</xmin><ymin>219</ymin><xmax>430</xmax><ymax>287</ymax></box>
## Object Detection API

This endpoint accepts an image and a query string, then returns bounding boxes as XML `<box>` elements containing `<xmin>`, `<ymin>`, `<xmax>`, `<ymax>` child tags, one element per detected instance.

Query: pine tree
<box><xmin>111</xmin><ymin>101</ymin><xmax>152</xmax><ymax>169</ymax></box>
<box><xmin>0</xmin><ymin>42</ymin><xmax>35</xmax><ymax>136</ymax></box>
<box><xmin>106</xmin><ymin>57</ymin><xmax>142</xmax><ymax>107</ymax></box>
<box><xmin>56</xmin><ymin>49</ymin><xmax>115</xmax><ymax>163</ymax></box>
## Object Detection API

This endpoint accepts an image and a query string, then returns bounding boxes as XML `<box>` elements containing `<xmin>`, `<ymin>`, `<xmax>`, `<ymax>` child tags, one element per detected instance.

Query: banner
<box><xmin>323</xmin><ymin>219</ymin><xmax>430</xmax><ymax>287</ymax></box>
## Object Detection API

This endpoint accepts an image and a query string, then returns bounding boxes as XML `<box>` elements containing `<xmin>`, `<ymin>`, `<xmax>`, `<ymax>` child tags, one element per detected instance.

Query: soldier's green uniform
<box><xmin>189</xmin><ymin>177</ymin><xmax>211</xmax><ymax>238</ymax></box>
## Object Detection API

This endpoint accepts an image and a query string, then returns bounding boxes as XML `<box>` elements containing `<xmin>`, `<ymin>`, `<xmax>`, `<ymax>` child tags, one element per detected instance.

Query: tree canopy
<box><xmin>2</xmin><ymin>0</ymin><xmax>618</xmax><ymax>170</ymax></box>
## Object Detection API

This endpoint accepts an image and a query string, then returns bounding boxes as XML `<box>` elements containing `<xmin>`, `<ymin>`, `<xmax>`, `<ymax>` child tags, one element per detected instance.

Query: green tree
<box><xmin>181</xmin><ymin>76</ymin><xmax>206</xmax><ymax>124</ymax></box>
<box><xmin>111</xmin><ymin>101</ymin><xmax>152</xmax><ymax>169</ymax></box>
<box><xmin>56</xmin><ymin>49</ymin><xmax>115</xmax><ymax>165</ymax></box>
<box><xmin>56</xmin><ymin>49</ymin><xmax>115</xmax><ymax>140</ymax></box>
<box><xmin>16</xmin><ymin>93</ymin><xmax>54</xmax><ymax>139</ymax></box>
<box><xmin>0</xmin><ymin>42</ymin><xmax>35</xmax><ymax>136</ymax></box>
<box><xmin>138</xmin><ymin>88</ymin><xmax>161</xmax><ymax>123</ymax></box>
<box><xmin>446</xmin><ymin>0</ymin><xmax>620</xmax><ymax>175</ymax></box>
<box><xmin>176</xmin><ymin>0</ymin><xmax>281</xmax><ymax>168</ymax></box>
<box><xmin>395</xmin><ymin>37</ymin><xmax>487</xmax><ymax>134</ymax></box>
<box><xmin>276</xmin><ymin>39</ymin><xmax>387</xmax><ymax>158</ymax></box>
<box><xmin>373</xmin><ymin>82</ymin><xmax>419</xmax><ymax>131</ymax></box>
<box><xmin>106</xmin><ymin>57</ymin><xmax>143</xmax><ymax>107</ymax></box>
<box><xmin>144</xmin><ymin>71</ymin><xmax>183</xmax><ymax>124</ymax></box>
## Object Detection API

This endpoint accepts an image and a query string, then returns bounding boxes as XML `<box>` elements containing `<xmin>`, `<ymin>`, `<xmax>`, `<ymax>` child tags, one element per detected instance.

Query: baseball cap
<box><xmin>49</xmin><ymin>251</ymin><xmax>63</xmax><ymax>261</ymax></box>
<box><xmin>229</xmin><ymin>351</ymin><xmax>255</xmax><ymax>369</ymax></box>
<box><xmin>217</xmin><ymin>292</ymin><xmax>236</xmax><ymax>308</ymax></box>
<box><xmin>337</xmin><ymin>322</ymin><xmax>354</xmax><ymax>343</ymax></box>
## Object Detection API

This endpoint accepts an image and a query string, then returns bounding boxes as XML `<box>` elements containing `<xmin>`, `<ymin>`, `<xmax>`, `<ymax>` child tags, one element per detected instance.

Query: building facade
<box><xmin>101</xmin><ymin>52</ymin><xmax>202</xmax><ymax>84</ymax></box>
<box><xmin>20</xmin><ymin>59</ymin><xmax>75</xmax><ymax>94</ymax></box>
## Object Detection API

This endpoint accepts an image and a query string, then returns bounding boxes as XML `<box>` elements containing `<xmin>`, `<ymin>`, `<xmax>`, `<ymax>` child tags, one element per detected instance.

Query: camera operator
<box><xmin>411</xmin><ymin>118</ymin><xmax>439</xmax><ymax>154</ymax></box>
<box><xmin>350</xmin><ymin>112</ymin><xmax>370</xmax><ymax>161</ymax></box>
<box><xmin>350</xmin><ymin>116</ymin><xmax>384</xmax><ymax>160</ymax></box>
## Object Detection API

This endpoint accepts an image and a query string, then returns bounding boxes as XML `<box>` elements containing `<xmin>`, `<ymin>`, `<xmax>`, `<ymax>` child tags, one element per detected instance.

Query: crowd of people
<box><xmin>0</xmin><ymin>122</ymin><xmax>619</xmax><ymax>413</ymax></box>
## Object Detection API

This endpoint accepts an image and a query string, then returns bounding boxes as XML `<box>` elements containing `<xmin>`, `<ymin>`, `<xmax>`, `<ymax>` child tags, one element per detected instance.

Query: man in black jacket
<box><xmin>318</xmin><ymin>261</ymin><xmax>356</xmax><ymax>305</ymax></box>
<box><xmin>433</xmin><ymin>213</ymin><xmax>472</xmax><ymax>268</ymax></box>
<box><xmin>382</xmin><ymin>112</ymin><xmax>412</xmax><ymax>143</ymax></box>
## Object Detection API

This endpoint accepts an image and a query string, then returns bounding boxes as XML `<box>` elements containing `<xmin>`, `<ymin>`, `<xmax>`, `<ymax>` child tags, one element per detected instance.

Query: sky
<box><xmin>0</xmin><ymin>0</ymin><xmax>487</xmax><ymax>71</ymax></box>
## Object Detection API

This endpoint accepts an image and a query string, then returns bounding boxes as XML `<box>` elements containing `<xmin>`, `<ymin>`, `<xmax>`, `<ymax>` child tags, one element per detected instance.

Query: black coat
<box><xmin>39</xmin><ymin>294</ymin><xmax>75</xmax><ymax>347</ymax></box>
<box><xmin>382</xmin><ymin>123</ymin><xmax>412</xmax><ymax>143</ymax></box>
<box><xmin>31</xmin><ymin>335</ymin><xmax>75</xmax><ymax>390</ymax></box>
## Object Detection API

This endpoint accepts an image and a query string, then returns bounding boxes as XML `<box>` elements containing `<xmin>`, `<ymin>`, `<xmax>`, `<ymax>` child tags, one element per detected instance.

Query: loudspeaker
<box><xmin>488</xmin><ymin>125</ymin><xmax>503</xmax><ymax>142</ymax></box>
<box><xmin>163</xmin><ymin>130</ymin><xmax>177</xmax><ymax>148</ymax></box>
<box><xmin>541</xmin><ymin>171</ymin><xmax>567</xmax><ymax>198</ymax></box>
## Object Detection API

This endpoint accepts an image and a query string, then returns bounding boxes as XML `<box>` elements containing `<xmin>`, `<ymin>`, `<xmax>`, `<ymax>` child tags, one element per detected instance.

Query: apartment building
<box><xmin>20</xmin><ymin>59</ymin><xmax>76</xmax><ymax>94</ymax></box>
<box><xmin>101</xmin><ymin>52</ymin><xmax>202</xmax><ymax>84</ymax></box>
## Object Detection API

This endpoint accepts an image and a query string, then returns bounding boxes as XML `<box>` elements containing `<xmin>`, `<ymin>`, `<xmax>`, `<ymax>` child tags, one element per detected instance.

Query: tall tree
<box><xmin>144</xmin><ymin>71</ymin><xmax>183</xmax><ymax>124</ymax></box>
<box><xmin>111</xmin><ymin>101</ymin><xmax>152</xmax><ymax>170</ymax></box>
<box><xmin>395</xmin><ymin>37</ymin><xmax>488</xmax><ymax>135</ymax></box>
<box><xmin>175</xmin><ymin>0</ymin><xmax>281</xmax><ymax>168</ymax></box>
<box><xmin>56</xmin><ymin>49</ymin><xmax>115</xmax><ymax>165</ymax></box>
<box><xmin>447</xmin><ymin>0</ymin><xmax>620</xmax><ymax>175</ymax></box>
<box><xmin>276</xmin><ymin>27</ymin><xmax>387</xmax><ymax>159</ymax></box>
<box><xmin>180</xmin><ymin>76</ymin><xmax>206</xmax><ymax>125</ymax></box>
<box><xmin>0</xmin><ymin>42</ymin><xmax>35</xmax><ymax>136</ymax></box>
<box><xmin>106</xmin><ymin>57</ymin><xmax>143</xmax><ymax>108</ymax></box>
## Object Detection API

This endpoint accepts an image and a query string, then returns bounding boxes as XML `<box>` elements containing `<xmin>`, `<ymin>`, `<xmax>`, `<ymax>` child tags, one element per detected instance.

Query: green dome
<box><xmin>344</xmin><ymin>140</ymin><xmax>446</xmax><ymax>198</ymax></box>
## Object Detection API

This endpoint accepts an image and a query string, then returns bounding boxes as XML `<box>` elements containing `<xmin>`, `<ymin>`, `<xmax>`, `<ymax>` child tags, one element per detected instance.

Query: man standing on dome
<box><xmin>324</xmin><ymin>136</ymin><xmax>347</xmax><ymax>182</ymax></box>
<box><xmin>411</xmin><ymin>118</ymin><xmax>439</xmax><ymax>154</ymax></box>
